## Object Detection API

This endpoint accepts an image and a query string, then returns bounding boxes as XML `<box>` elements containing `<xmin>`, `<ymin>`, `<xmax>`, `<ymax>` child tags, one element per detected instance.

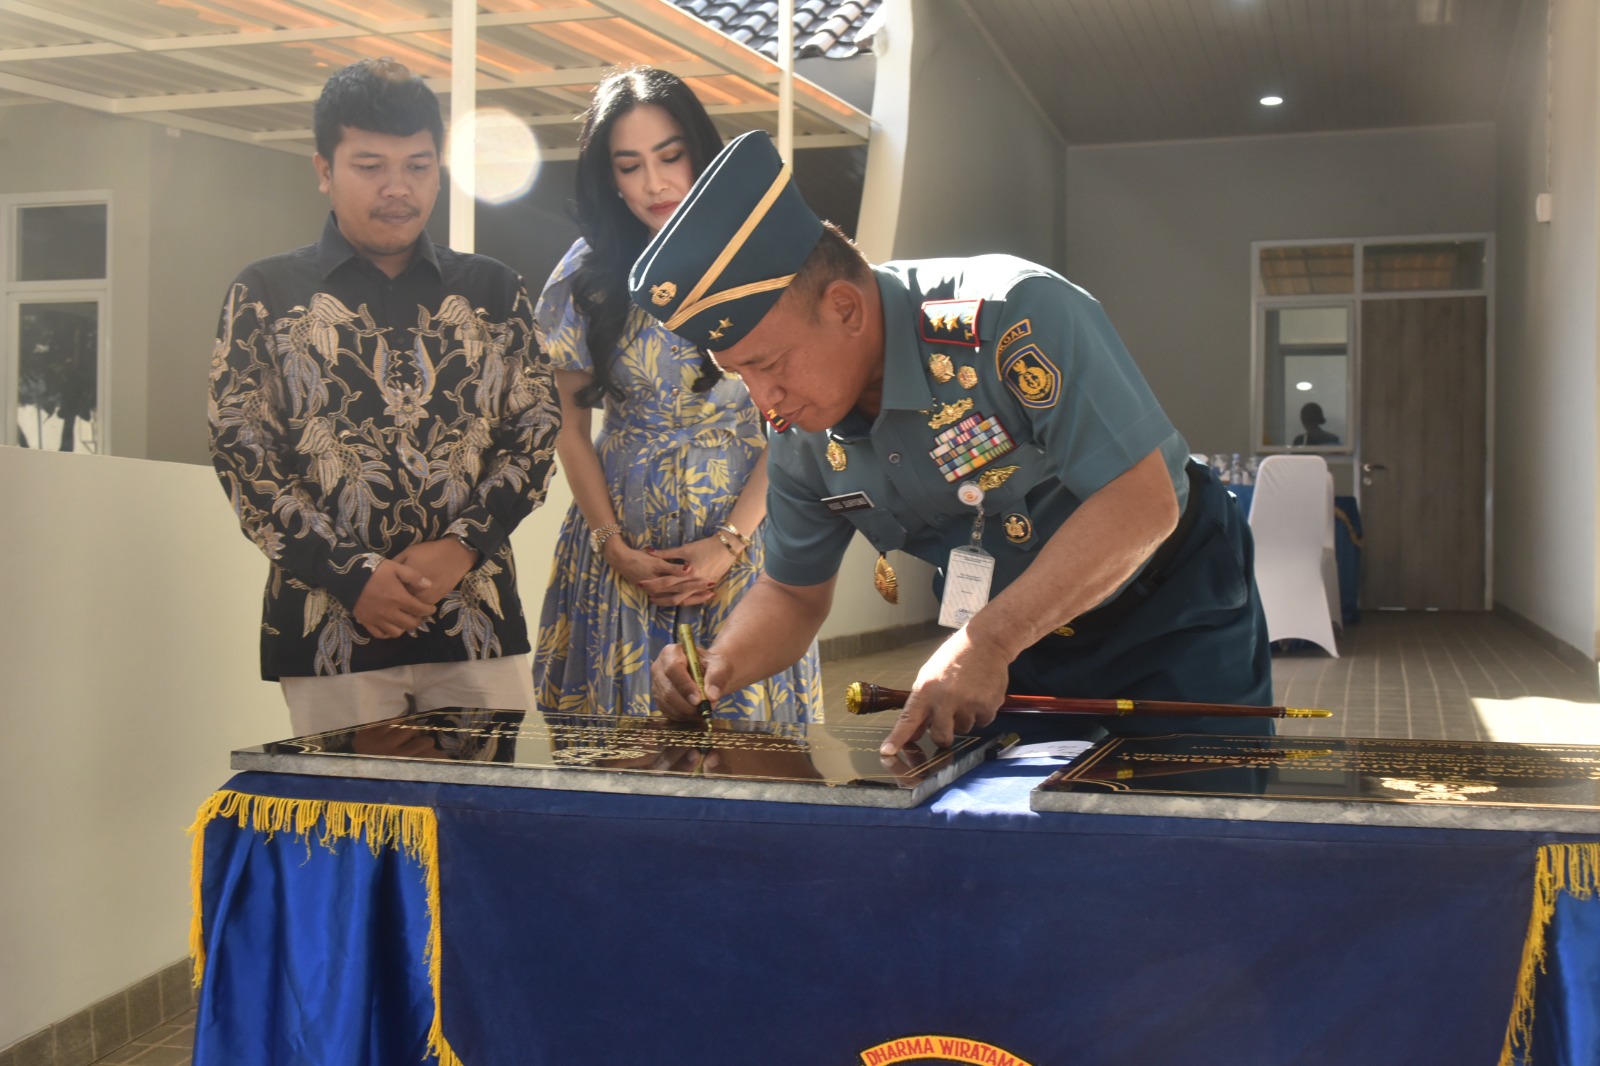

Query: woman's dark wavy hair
<box><xmin>568</xmin><ymin>67</ymin><xmax>724</xmax><ymax>407</ymax></box>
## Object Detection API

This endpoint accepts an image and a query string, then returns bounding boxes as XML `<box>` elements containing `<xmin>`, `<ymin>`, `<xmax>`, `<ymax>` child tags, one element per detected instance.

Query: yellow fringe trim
<box><xmin>1499</xmin><ymin>842</ymin><xmax>1600</xmax><ymax>1066</ymax></box>
<box><xmin>188</xmin><ymin>790</ymin><xmax>465</xmax><ymax>1066</ymax></box>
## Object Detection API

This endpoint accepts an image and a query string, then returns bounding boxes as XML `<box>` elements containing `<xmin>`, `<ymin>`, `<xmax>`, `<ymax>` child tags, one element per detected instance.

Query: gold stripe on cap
<box><xmin>675</xmin><ymin>274</ymin><xmax>796</xmax><ymax>329</ymax></box>
<box><xmin>666</xmin><ymin>162</ymin><xmax>795</xmax><ymax>332</ymax></box>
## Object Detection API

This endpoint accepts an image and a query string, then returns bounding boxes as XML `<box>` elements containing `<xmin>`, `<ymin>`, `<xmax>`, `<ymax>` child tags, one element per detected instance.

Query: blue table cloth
<box><xmin>191</xmin><ymin>761</ymin><xmax>1597</xmax><ymax>1066</ymax></box>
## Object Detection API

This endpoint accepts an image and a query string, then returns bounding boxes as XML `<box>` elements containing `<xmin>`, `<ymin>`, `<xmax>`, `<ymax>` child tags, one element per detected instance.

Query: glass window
<box><xmin>15</xmin><ymin>300</ymin><xmax>100</xmax><ymax>453</ymax></box>
<box><xmin>17</xmin><ymin>204</ymin><xmax>108</xmax><ymax>281</ymax></box>
<box><xmin>1258</xmin><ymin>244</ymin><xmax>1354</xmax><ymax>297</ymax></box>
<box><xmin>1260</xmin><ymin>305</ymin><xmax>1350</xmax><ymax>450</ymax></box>
<box><xmin>1363</xmin><ymin>239</ymin><xmax>1486</xmax><ymax>292</ymax></box>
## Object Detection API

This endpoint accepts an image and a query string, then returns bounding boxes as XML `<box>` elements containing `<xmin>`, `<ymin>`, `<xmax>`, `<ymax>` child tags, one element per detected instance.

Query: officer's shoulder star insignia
<box><xmin>920</xmin><ymin>298</ymin><xmax>983</xmax><ymax>348</ymax></box>
<box><xmin>650</xmin><ymin>281</ymin><xmax>677</xmax><ymax>307</ymax></box>
<box><xmin>708</xmin><ymin>316</ymin><xmax>733</xmax><ymax>342</ymax></box>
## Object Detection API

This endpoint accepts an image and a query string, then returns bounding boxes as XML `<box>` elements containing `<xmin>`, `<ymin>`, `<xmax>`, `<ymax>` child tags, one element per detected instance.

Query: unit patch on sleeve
<box><xmin>920</xmin><ymin>299</ymin><xmax>982</xmax><ymax>347</ymax></box>
<box><xmin>994</xmin><ymin>318</ymin><xmax>1032</xmax><ymax>362</ymax></box>
<box><xmin>929</xmin><ymin>412</ymin><xmax>1016</xmax><ymax>483</ymax></box>
<box><xmin>999</xmin><ymin>343</ymin><xmax>1061</xmax><ymax>408</ymax></box>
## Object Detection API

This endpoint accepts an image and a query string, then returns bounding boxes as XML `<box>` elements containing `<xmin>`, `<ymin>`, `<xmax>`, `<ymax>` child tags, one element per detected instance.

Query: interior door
<box><xmin>1358</xmin><ymin>296</ymin><xmax>1487</xmax><ymax>609</ymax></box>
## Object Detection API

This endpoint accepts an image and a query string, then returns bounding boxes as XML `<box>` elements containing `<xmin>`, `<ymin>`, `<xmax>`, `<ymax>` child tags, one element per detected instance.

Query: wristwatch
<box><xmin>590</xmin><ymin>522</ymin><xmax>623</xmax><ymax>553</ymax></box>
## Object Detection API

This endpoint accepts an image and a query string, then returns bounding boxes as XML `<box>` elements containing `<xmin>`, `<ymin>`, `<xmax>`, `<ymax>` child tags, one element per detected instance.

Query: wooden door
<box><xmin>1358</xmin><ymin>296</ymin><xmax>1487</xmax><ymax>609</ymax></box>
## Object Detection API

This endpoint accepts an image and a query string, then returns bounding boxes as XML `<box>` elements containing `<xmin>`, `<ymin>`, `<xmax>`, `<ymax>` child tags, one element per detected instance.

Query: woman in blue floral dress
<box><xmin>532</xmin><ymin>68</ymin><xmax>822</xmax><ymax>722</ymax></box>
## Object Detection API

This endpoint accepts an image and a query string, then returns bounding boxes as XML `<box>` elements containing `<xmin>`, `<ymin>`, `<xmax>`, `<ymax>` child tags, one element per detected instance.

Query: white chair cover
<box><xmin>1248</xmin><ymin>455</ymin><xmax>1339</xmax><ymax>656</ymax></box>
<box><xmin>1322</xmin><ymin>472</ymin><xmax>1343</xmax><ymax>630</ymax></box>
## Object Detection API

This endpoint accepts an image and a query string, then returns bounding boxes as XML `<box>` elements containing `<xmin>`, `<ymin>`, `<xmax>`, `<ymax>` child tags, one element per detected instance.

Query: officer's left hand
<box><xmin>880</xmin><ymin>628</ymin><xmax>1009</xmax><ymax>755</ymax></box>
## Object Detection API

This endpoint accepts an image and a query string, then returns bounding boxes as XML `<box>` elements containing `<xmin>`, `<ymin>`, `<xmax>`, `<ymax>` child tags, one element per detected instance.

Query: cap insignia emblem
<box><xmin>650</xmin><ymin>281</ymin><xmax>677</xmax><ymax>307</ymax></box>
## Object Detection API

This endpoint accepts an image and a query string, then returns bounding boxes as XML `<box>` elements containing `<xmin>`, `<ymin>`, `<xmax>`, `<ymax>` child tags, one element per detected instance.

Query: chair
<box><xmin>1322</xmin><ymin>471</ymin><xmax>1342</xmax><ymax>630</ymax></box>
<box><xmin>1248</xmin><ymin>455</ymin><xmax>1339</xmax><ymax>656</ymax></box>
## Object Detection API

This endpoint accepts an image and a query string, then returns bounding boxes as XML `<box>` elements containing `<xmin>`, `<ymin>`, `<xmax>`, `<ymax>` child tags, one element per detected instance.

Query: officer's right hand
<box><xmin>879</xmin><ymin>628</ymin><xmax>1009</xmax><ymax>755</ymax></box>
<box><xmin>353</xmin><ymin>559</ymin><xmax>434</xmax><ymax>639</ymax></box>
<box><xmin>651</xmin><ymin>643</ymin><xmax>731</xmax><ymax>722</ymax></box>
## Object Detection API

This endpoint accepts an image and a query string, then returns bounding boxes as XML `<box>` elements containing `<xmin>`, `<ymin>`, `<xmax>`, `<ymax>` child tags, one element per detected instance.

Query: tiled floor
<box><xmin>816</xmin><ymin>609</ymin><xmax>1600</xmax><ymax>744</ymax></box>
<box><xmin>83</xmin><ymin>1012</ymin><xmax>194</xmax><ymax>1066</ymax></box>
<box><xmin>78</xmin><ymin>610</ymin><xmax>1599</xmax><ymax>1066</ymax></box>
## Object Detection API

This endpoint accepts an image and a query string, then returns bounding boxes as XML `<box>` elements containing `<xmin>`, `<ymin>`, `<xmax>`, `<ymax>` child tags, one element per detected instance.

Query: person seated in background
<box><xmin>1292</xmin><ymin>402</ymin><xmax>1340</xmax><ymax>446</ymax></box>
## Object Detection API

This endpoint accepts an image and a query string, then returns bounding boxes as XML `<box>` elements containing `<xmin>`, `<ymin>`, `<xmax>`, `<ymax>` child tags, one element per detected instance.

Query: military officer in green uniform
<box><xmin>633</xmin><ymin>132</ymin><xmax>1271</xmax><ymax>755</ymax></box>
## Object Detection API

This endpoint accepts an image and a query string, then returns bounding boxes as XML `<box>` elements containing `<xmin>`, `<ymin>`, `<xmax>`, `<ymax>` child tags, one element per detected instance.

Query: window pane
<box><xmin>1261</xmin><ymin>306</ymin><xmax>1349</xmax><ymax>449</ymax></box>
<box><xmin>16</xmin><ymin>301</ymin><xmax>99</xmax><ymax>453</ymax></box>
<box><xmin>1363</xmin><ymin>240</ymin><xmax>1486</xmax><ymax>292</ymax></box>
<box><xmin>1258</xmin><ymin>244</ymin><xmax>1354</xmax><ymax>297</ymax></box>
<box><xmin>17</xmin><ymin>204</ymin><xmax>108</xmax><ymax>281</ymax></box>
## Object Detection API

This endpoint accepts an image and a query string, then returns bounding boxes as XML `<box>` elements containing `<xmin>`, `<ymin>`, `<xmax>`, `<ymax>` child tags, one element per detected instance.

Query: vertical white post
<box><xmin>449</xmin><ymin>0</ymin><xmax>476</xmax><ymax>252</ymax></box>
<box><xmin>777</xmin><ymin>0</ymin><xmax>794</xmax><ymax>162</ymax></box>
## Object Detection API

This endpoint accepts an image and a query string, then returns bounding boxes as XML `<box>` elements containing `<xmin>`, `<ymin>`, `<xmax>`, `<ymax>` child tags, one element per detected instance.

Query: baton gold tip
<box><xmin>845</xmin><ymin>681</ymin><xmax>863</xmax><ymax>715</ymax></box>
<box><xmin>1285</xmin><ymin>708</ymin><xmax>1334</xmax><ymax>718</ymax></box>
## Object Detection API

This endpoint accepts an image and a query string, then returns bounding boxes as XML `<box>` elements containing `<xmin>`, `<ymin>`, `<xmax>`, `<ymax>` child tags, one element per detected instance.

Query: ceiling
<box><xmin>0</xmin><ymin>0</ymin><xmax>1534</xmax><ymax>159</ymax></box>
<box><xmin>0</xmin><ymin>0</ymin><xmax>870</xmax><ymax>160</ymax></box>
<box><xmin>971</xmin><ymin>0</ymin><xmax>1531</xmax><ymax>146</ymax></box>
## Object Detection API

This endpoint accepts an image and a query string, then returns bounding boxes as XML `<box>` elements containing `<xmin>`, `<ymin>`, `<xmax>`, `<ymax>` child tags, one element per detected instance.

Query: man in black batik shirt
<box><xmin>208</xmin><ymin>58</ymin><xmax>561</xmax><ymax>735</ymax></box>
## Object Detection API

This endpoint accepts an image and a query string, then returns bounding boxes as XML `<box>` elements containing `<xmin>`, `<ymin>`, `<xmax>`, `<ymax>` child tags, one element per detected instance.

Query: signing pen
<box><xmin>675</xmin><ymin>624</ymin><xmax>715</xmax><ymax>722</ymax></box>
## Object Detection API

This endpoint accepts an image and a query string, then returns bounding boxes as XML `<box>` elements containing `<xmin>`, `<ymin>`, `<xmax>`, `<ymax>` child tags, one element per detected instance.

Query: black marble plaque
<box><xmin>1030</xmin><ymin>733</ymin><xmax>1600</xmax><ymax>832</ymax></box>
<box><xmin>232</xmin><ymin>708</ymin><xmax>996</xmax><ymax>808</ymax></box>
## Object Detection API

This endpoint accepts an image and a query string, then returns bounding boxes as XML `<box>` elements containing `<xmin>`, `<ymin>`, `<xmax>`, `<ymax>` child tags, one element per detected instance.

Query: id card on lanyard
<box><xmin>938</xmin><ymin>480</ymin><xmax>994</xmax><ymax>628</ymax></box>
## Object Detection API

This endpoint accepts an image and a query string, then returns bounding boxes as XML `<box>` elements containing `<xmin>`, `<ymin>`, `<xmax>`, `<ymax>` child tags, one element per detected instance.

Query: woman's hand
<box><xmin>632</xmin><ymin>537</ymin><xmax>743</xmax><ymax>606</ymax></box>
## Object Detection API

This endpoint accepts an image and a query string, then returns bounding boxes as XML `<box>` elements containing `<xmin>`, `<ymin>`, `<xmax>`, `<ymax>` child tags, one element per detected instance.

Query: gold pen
<box><xmin>675</xmin><ymin>624</ymin><xmax>715</xmax><ymax>722</ymax></box>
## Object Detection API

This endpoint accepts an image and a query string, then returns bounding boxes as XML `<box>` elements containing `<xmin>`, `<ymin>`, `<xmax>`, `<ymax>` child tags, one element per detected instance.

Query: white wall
<box><xmin>861</xmin><ymin>0</ymin><xmax>1064</xmax><ymax>270</ymax></box>
<box><xmin>1493</xmin><ymin>0</ymin><xmax>1600</xmax><ymax>656</ymax></box>
<box><xmin>1064</xmin><ymin>124</ymin><xmax>1497</xmax><ymax>459</ymax></box>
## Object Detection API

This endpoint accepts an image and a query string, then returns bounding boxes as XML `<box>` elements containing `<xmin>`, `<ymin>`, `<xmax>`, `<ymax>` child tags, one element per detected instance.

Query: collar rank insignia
<box><xmin>650</xmin><ymin>281</ymin><xmax>677</xmax><ymax>307</ymax></box>
<box><xmin>920</xmin><ymin>298</ymin><xmax>982</xmax><ymax>348</ymax></box>
<box><xmin>929</xmin><ymin>411</ymin><xmax>1016</xmax><ymax>483</ymax></box>
<box><xmin>999</xmin><ymin>342</ymin><xmax>1061</xmax><ymax>409</ymax></box>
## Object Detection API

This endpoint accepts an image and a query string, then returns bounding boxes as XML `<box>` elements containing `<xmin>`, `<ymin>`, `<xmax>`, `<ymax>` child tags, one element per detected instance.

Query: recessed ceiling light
<box><xmin>1296</xmin><ymin>381</ymin><xmax>1314</xmax><ymax>391</ymax></box>
<box><xmin>1260</xmin><ymin>95</ymin><xmax>1284</xmax><ymax>107</ymax></box>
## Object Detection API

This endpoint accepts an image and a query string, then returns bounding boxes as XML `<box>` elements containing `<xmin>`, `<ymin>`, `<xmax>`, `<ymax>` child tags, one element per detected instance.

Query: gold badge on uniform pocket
<box><xmin>1004</xmin><ymin>513</ymin><xmax>1033</xmax><ymax>543</ymax></box>
<box><xmin>873</xmin><ymin>553</ymin><xmax>899</xmax><ymax>604</ymax></box>
<box><xmin>957</xmin><ymin>365</ymin><xmax>978</xmax><ymax>389</ymax></box>
<box><xmin>827</xmin><ymin>439</ymin><xmax>848</xmax><ymax>472</ymax></box>
<box><xmin>929</xmin><ymin>353</ymin><xmax>955</xmax><ymax>383</ymax></box>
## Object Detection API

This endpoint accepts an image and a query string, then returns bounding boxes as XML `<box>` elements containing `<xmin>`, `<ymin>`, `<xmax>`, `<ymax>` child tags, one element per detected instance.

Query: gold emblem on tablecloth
<box><xmin>649</xmin><ymin>281</ymin><xmax>677</xmax><ymax>306</ymax></box>
<box><xmin>957</xmin><ymin>365</ymin><xmax>979</xmax><ymax>389</ymax></box>
<box><xmin>927</xmin><ymin>397</ymin><xmax>973</xmax><ymax>429</ymax></box>
<box><xmin>827</xmin><ymin>439</ymin><xmax>848</xmax><ymax>472</ymax></box>
<box><xmin>977</xmin><ymin>465</ymin><xmax>1019</xmax><ymax>491</ymax></box>
<box><xmin>873</xmin><ymin>553</ymin><xmax>899</xmax><ymax>604</ymax></box>
<box><xmin>929</xmin><ymin>353</ymin><xmax>955</xmax><ymax>383</ymax></box>
<box><xmin>1004</xmin><ymin>513</ymin><xmax>1032</xmax><ymax>543</ymax></box>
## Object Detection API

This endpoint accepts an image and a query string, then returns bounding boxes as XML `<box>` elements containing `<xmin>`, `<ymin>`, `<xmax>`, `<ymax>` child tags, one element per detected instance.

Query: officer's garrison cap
<box><xmin>629</xmin><ymin>130</ymin><xmax>824</xmax><ymax>351</ymax></box>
